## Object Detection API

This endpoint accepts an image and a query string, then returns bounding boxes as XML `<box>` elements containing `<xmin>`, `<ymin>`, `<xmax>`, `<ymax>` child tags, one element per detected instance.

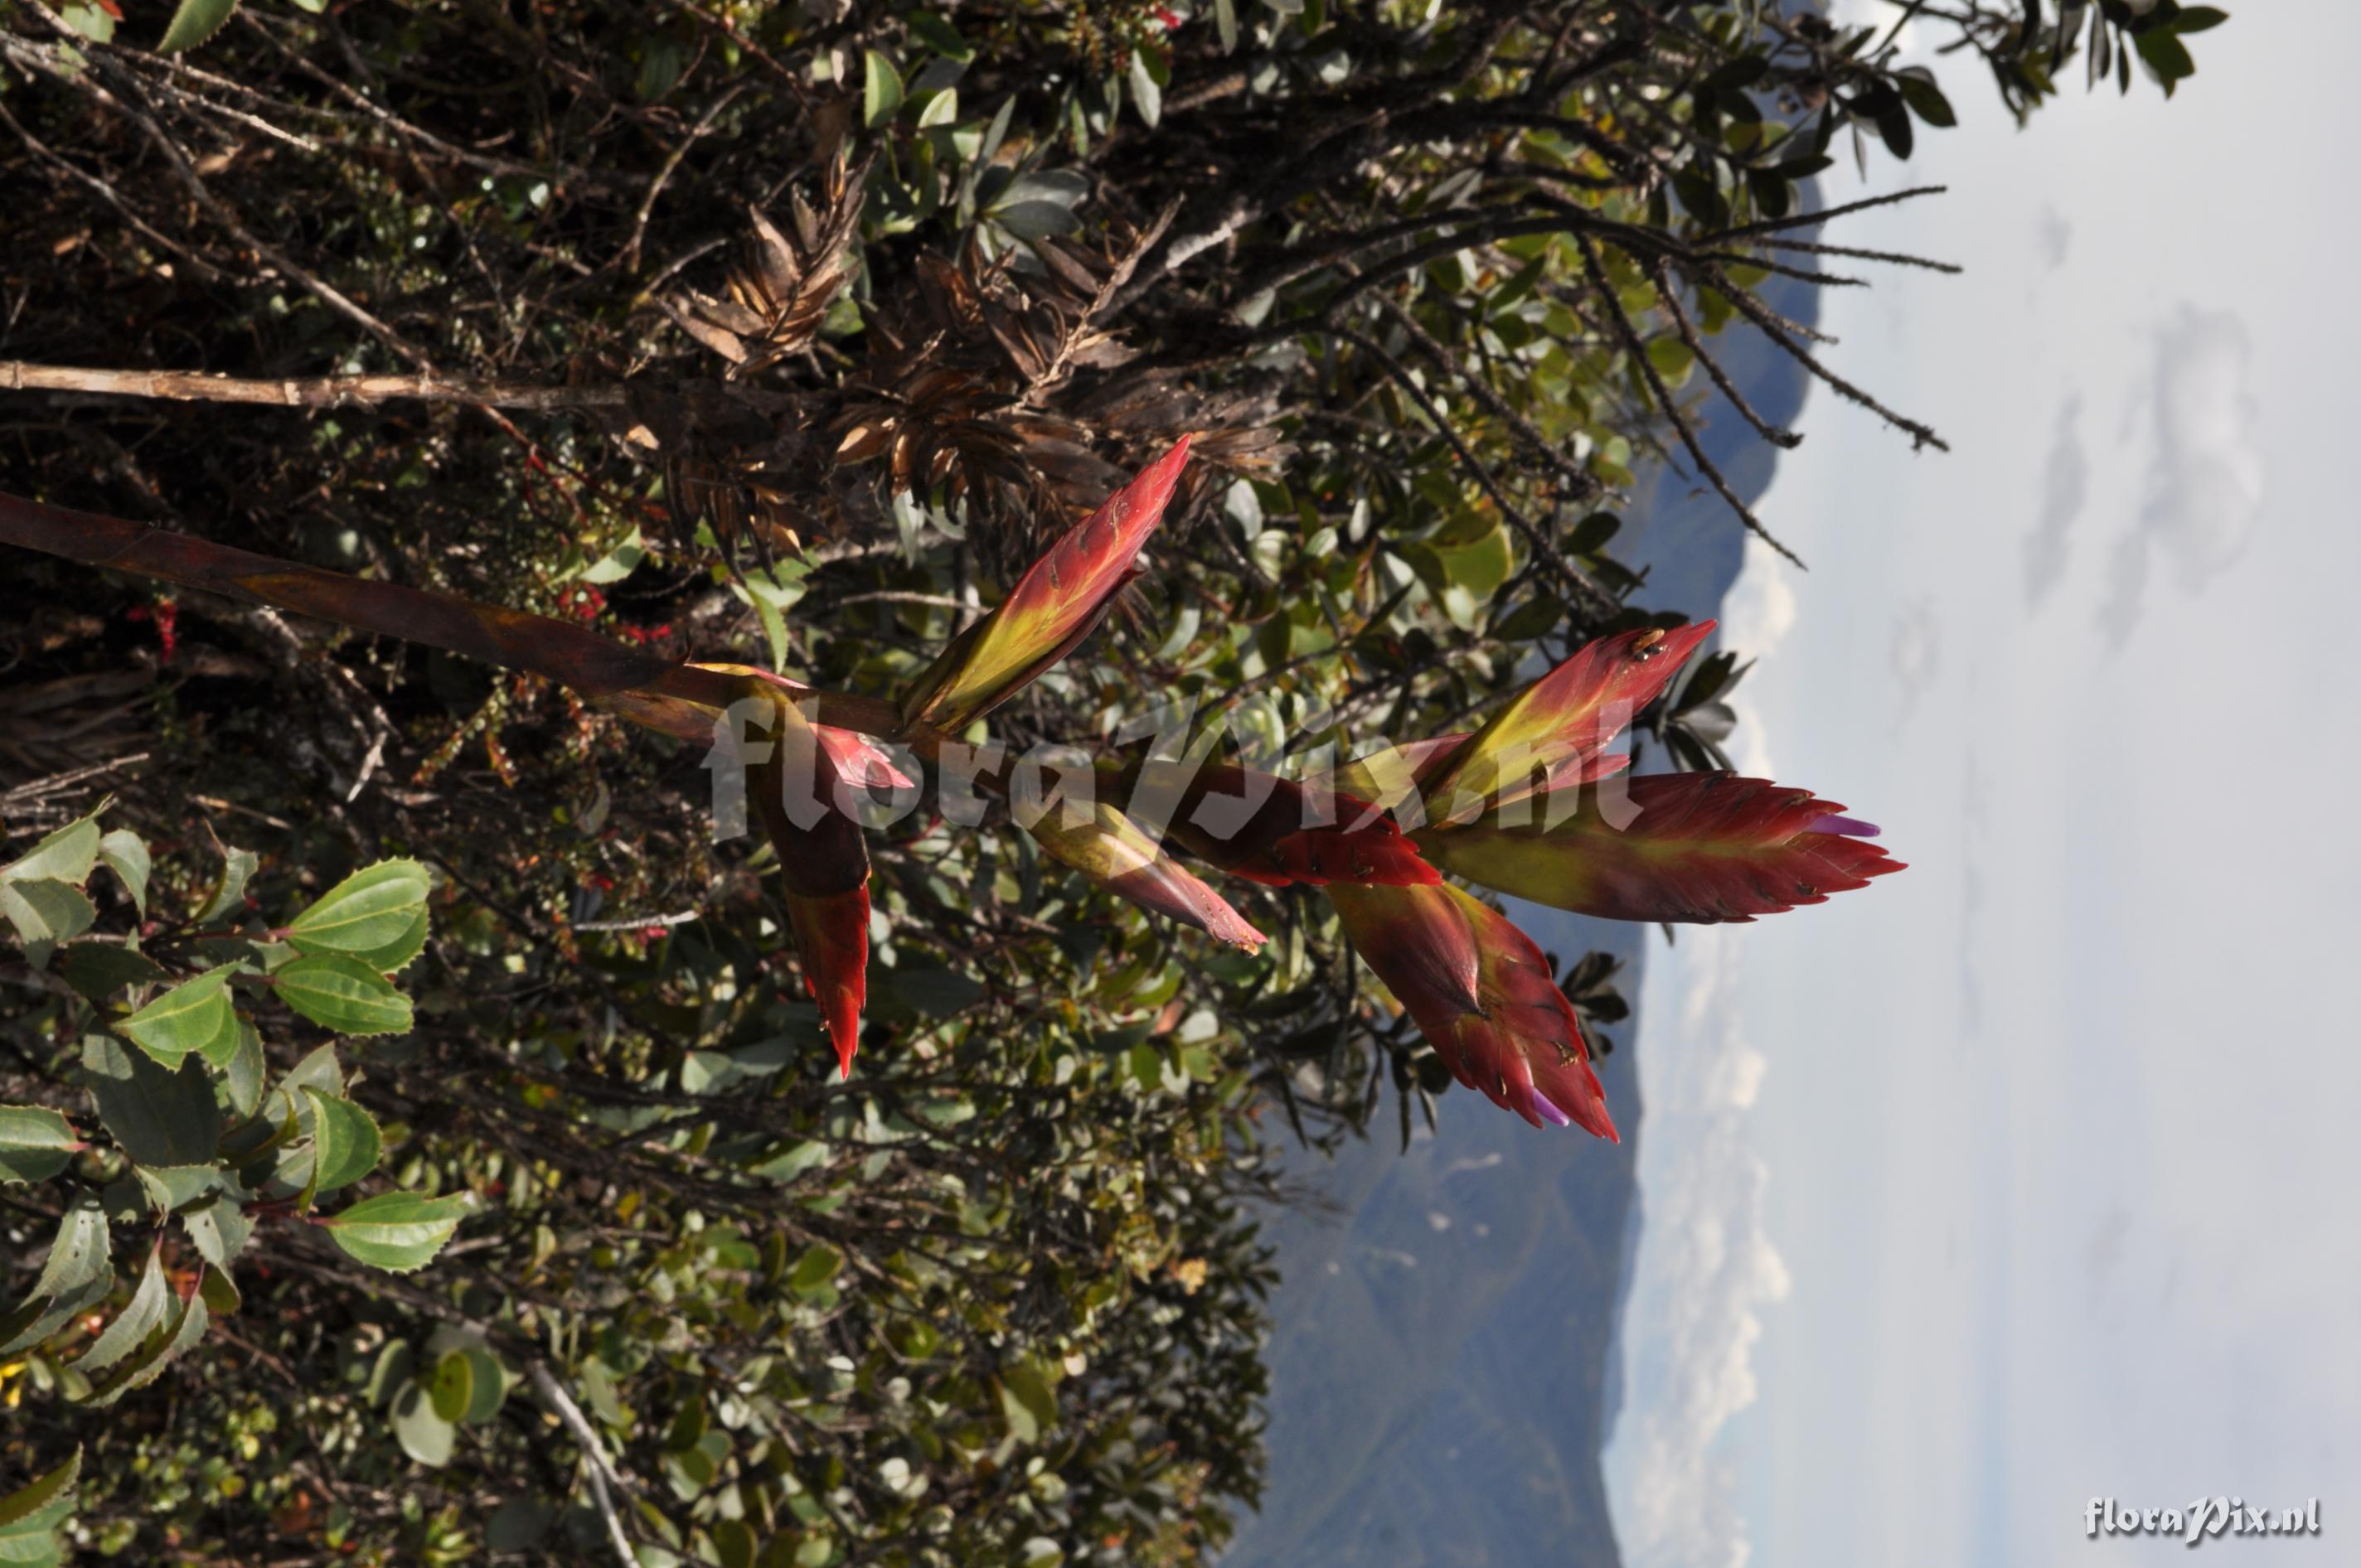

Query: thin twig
<box><xmin>1578</xmin><ymin>235</ymin><xmax>1802</xmax><ymax>565</ymax></box>
<box><xmin>1703</xmin><ymin>183</ymin><xmax>1947</xmax><ymax>244</ymax></box>
<box><xmin>0</xmin><ymin>361</ymin><xmax>632</xmax><ymax>413</ymax></box>
<box><xmin>1330</xmin><ymin>326</ymin><xmax>1619</xmax><ymax>622</ymax></box>
<box><xmin>1688</xmin><ymin>254</ymin><xmax>1950</xmax><ymax>452</ymax></box>
<box><xmin>526</xmin><ymin>1362</ymin><xmax>640</xmax><ymax>1568</ymax></box>
<box><xmin>1651</xmin><ymin>260</ymin><xmax>1800</xmax><ymax>450</ymax></box>
<box><xmin>1762</xmin><ymin>235</ymin><xmax>1964</xmax><ymax>273</ymax></box>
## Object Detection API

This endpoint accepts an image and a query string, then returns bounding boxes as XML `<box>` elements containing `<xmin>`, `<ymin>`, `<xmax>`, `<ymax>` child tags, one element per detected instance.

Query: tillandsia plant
<box><xmin>0</xmin><ymin>440</ymin><xmax>1898</xmax><ymax>1134</ymax></box>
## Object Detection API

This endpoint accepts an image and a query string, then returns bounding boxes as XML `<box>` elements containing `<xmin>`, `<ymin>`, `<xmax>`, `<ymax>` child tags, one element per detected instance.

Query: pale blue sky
<box><xmin>1606</xmin><ymin>6</ymin><xmax>2361</xmax><ymax>1565</ymax></box>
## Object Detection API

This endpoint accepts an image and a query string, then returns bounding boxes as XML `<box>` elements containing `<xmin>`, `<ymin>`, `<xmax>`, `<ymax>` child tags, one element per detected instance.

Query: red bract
<box><xmin>1417</xmin><ymin>621</ymin><xmax>1714</xmax><ymax>818</ymax></box>
<box><xmin>1335</xmin><ymin>619</ymin><xmax>1901</xmax><ymax>1135</ymax></box>
<box><xmin>1117</xmin><ymin>760</ymin><xmax>1438</xmax><ymax>888</ymax></box>
<box><xmin>899</xmin><ymin>437</ymin><xmax>1190</xmax><ymax>733</ymax></box>
<box><xmin>1327</xmin><ymin>882</ymin><xmax>1616</xmax><ymax>1139</ymax></box>
<box><xmin>744</xmin><ymin>688</ymin><xmax>871</xmax><ymax>1078</ymax></box>
<box><xmin>1024</xmin><ymin>786</ymin><xmax>1267</xmax><ymax>951</ymax></box>
<box><xmin>1420</xmin><ymin>772</ymin><xmax>1904</xmax><ymax>924</ymax></box>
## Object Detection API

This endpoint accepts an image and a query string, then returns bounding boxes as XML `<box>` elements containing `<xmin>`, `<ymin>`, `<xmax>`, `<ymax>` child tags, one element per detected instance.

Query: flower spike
<box><xmin>899</xmin><ymin>438</ymin><xmax>1192</xmax><ymax>733</ymax></box>
<box><xmin>1420</xmin><ymin>772</ymin><xmax>1905</xmax><ymax>925</ymax></box>
<box><xmin>1327</xmin><ymin>882</ymin><xmax>1617</xmax><ymax>1139</ymax></box>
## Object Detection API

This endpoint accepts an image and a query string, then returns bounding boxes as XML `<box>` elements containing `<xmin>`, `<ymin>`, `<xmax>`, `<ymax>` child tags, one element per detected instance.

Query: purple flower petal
<box><xmin>1525</xmin><ymin>1086</ymin><xmax>1573</xmax><ymax>1129</ymax></box>
<box><xmin>1807</xmin><ymin>814</ymin><xmax>1880</xmax><ymax>838</ymax></box>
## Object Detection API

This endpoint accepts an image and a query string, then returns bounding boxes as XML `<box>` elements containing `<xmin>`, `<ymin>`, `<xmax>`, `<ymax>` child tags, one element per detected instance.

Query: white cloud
<box><xmin>2097</xmin><ymin>307</ymin><xmax>2263</xmax><ymax>644</ymax></box>
<box><xmin>1607</xmin><ymin>932</ymin><xmax>1791</xmax><ymax>1568</ymax></box>
<box><xmin>2034</xmin><ymin>204</ymin><xmax>2073</xmax><ymax>270</ymax></box>
<box><xmin>1716</xmin><ymin>537</ymin><xmax>1798</xmax><ymax>777</ymax></box>
<box><xmin>1888</xmin><ymin>596</ymin><xmax>1942</xmax><ymax>724</ymax></box>
<box><xmin>2021</xmin><ymin>392</ymin><xmax>2088</xmax><ymax>611</ymax></box>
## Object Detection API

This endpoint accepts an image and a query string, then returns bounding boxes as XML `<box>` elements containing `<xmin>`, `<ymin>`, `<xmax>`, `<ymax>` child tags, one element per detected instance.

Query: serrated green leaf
<box><xmin>286</xmin><ymin>859</ymin><xmax>429</xmax><ymax>956</ymax></box>
<box><xmin>196</xmin><ymin>844</ymin><xmax>257</xmax><ymax>925</ymax></box>
<box><xmin>81</xmin><ymin>1033</ymin><xmax>219</xmax><ymax>1168</ymax></box>
<box><xmin>276</xmin><ymin>954</ymin><xmax>413</xmax><ymax>1036</ymax></box>
<box><xmin>0</xmin><ymin>1198</ymin><xmax>111</xmax><ymax>1357</ymax></box>
<box><xmin>158</xmin><ymin>0</ymin><xmax>239</xmax><ymax>53</ymax></box>
<box><xmin>0</xmin><ymin>879</ymin><xmax>97</xmax><ymax>964</ymax></box>
<box><xmin>322</xmin><ymin>1191</ymin><xmax>469</xmax><ymax>1272</ymax></box>
<box><xmin>75</xmin><ymin>1245</ymin><xmax>170</xmax><ymax>1374</ymax></box>
<box><xmin>98</xmin><ymin>829</ymin><xmax>149</xmax><ymax>916</ymax></box>
<box><xmin>0</xmin><ymin>1106</ymin><xmax>80</xmax><ymax>1184</ymax></box>
<box><xmin>222</xmin><ymin>1019</ymin><xmax>265</xmax><ymax>1118</ymax></box>
<box><xmin>197</xmin><ymin>1262</ymin><xmax>240</xmax><ymax>1315</ymax></box>
<box><xmin>182</xmin><ymin>1194</ymin><xmax>255</xmax><ymax>1270</ymax></box>
<box><xmin>277</xmin><ymin>1041</ymin><xmax>344</xmax><ymax>1104</ymax></box>
<box><xmin>133</xmin><ymin>1163</ymin><xmax>226</xmax><ymax>1214</ymax></box>
<box><xmin>346</xmin><ymin>902</ymin><xmax>430</xmax><ymax>974</ymax></box>
<box><xmin>0</xmin><ymin>1445</ymin><xmax>80</xmax><ymax>1529</ymax></box>
<box><xmin>81</xmin><ymin>1288</ymin><xmax>205</xmax><ymax>1408</ymax></box>
<box><xmin>0</xmin><ymin>1445</ymin><xmax>80</xmax><ymax>1568</ymax></box>
<box><xmin>115</xmin><ymin>967</ymin><xmax>238</xmax><ymax>1067</ymax></box>
<box><xmin>2</xmin><ymin>814</ymin><xmax>100</xmax><ymax>885</ymax></box>
<box><xmin>59</xmin><ymin>943</ymin><xmax>168</xmax><ymax>1003</ymax></box>
<box><xmin>303</xmin><ymin>1088</ymin><xmax>381</xmax><ymax>1195</ymax></box>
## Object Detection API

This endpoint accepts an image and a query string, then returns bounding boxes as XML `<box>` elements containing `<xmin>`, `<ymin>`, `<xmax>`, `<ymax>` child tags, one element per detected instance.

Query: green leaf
<box><xmin>390</xmin><ymin>1382</ymin><xmax>458</xmax><ymax>1466</ymax></box>
<box><xmin>115</xmin><ymin>966</ymin><xmax>238</xmax><ymax>1067</ymax></box>
<box><xmin>1127</xmin><ymin>50</ymin><xmax>1163</xmax><ymax>128</ymax></box>
<box><xmin>222</xmin><ymin>1019</ymin><xmax>266</xmax><ymax>1117</ymax></box>
<box><xmin>60</xmin><ymin>943</ymin><xmax>168</xmax><ymax>1003</ymax></box>
<box><xmin>276</xmin><ymin>954</ymin><xmax>413</xmax><ymax>1036</ymax></box>
<box><xmin>0</xmin><ymin>1198</ymin><xmax>110</xmax><ymax>1357</ymax></box>
<box><xmin>303</xmin><ymin>1089</ymin><xmax>382</xmax><ymax>1195</ymax></box>
<box><xmin>1895</xmin><ymin>68</ymin><xmax>1956</xmax><ymax>128</ymax></box>
<box><xmin>198</xmin><ymin>1263</ymin><xmax>240</xmax><ymax>1316</ymax></box>
<box><xmin>787</xmin><ymin>1242</ymin><xmax>841</xmax><ymax>1299</ymax></box>
<box><xmin>2134</xmin><ymin>27</ymin><xmax>2194</xmax><ymax>91</ymax></box>
<box><xmin>998</xmin><ymin>1358</ymin><xmax>1058</xmax><ymax>1444</ymax></box>
<box><xmin>82</xmin><ymin>1289</ymin><xmax>206</xmax><ymax>1408</ymax></box>
<box><xmin>158</xmin><ymin>0</ymin><xmax>240</xmax><ymax>53</ymax></box>
<box><xmin>0</xmin><ymin>879</ymin><xmax>97</xmax><ymax>964</ymax></box>
<box><xmin>0</xmin><ymin>1106</ymin><xmax>81</xmax><ymax>1184</ymax></box>
<box><xmin>2171</xmin><ymin>6</ymin><xmax>2228</xmax><ymax>34</ymax></box>
<box><xmin>98</xmin><ymin>829</ymin><xmax>150</xmax><ymax>916</ymax></box>
<box><xmin>2</xmin><ymin>813</ymin><xmax>100</xmax><ymax>885</ymax></box>
<box><xmin>75</xmin><ymin>1245</ymin><xmax>169</xmax><ymax>1376</ymax></box>
<box><xmin>277</xmin><ymin>1041</ymin><xmax>346</xmax><ymax>1103</ymax></box>
<box><xmin>429</xmin><ymin>1348</ymin><xmax>475</xmax><ymax>1422</ymax></box>
<box><xmin>322</xmin><ymin>1191</ymin><xmax>470</xmax><ymax>1273</ymax></box>
<box><xmin>0</xmin><ymin>1447</ymin><xmax>80</xmax><ymax>1568</ymax></box>
<box><xmin>133</xmin><ymin>1163</ymin><xmax>227</xmax><ymax>1214</ymax></box>
<box><xmin>285</xmin><ymin>859</ymin><xmax>430</xmax><ymax>956</ymax></box>
<box><xmin>82</xmin><ymin>1033</ymin><xmax>219</xmax><ymax>1168</ymax></box>
<box><xmin>458</xmin><ymin>1345</ymin><xmax>507</xmax><ymax>1423</ymax></box>
<box><xmin>862</xmin><ymin>50</ymin><xmax>904</xmax><ymax>128</ymax></box>
<box><xmin>182</xmin><ymin>1195</ymin><xmax>255</xmax><ymax>1270</ymax></box>
<box><xmin>196</xmin><ymin>844</ymin><xmax>257</xmax><ymax>925</ymax></box>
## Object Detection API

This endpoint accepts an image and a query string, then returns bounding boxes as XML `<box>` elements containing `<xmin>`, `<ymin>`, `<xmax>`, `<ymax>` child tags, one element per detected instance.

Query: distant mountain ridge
<box><xmin>1222</xmin><ymin>257</ymin><xmax>1821</xmax><ymax>1568</ymax></box>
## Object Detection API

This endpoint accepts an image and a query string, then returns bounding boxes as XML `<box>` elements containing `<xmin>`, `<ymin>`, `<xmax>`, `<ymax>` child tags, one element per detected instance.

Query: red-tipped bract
<box><xmin>1418</xmin><ymin>772</ymin><xmax>1906</xmax><ymax>925</ymax></box>
<box><xmin>899</xmin><ymin>437</ymin><xmax>1192</xmax><ymax>733</ymax></box>
<box><xmin>1328</xmin><ymin>882</ymin><xmax>1617</xmax><ymax>1139</ymax></box>
<box><xmin>744</xmin><ymin>688</ymin><xmax>873</xmax><ymax>1077</ymax></box>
